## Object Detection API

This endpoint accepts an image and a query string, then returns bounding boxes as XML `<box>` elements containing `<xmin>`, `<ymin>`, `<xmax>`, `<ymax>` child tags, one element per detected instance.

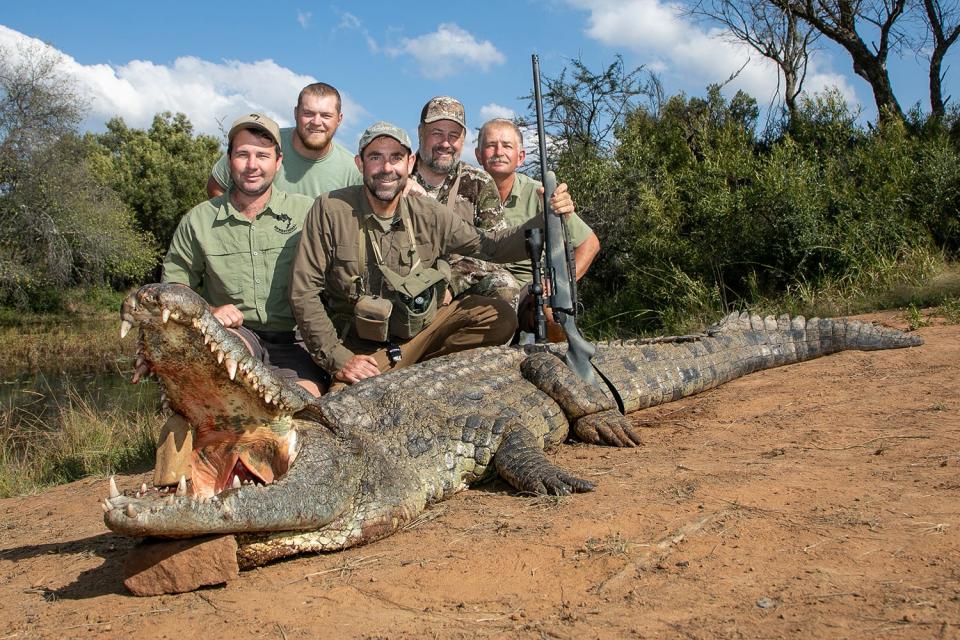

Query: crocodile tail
<box><xmin>709</xmin><ymin>312</ymin><xmax>923</xmax><ymax>362</ymax></box>
<box><xmin>593</xmin><ymin>312</ymin><xmax>923</xmax><ymax>413</ymax></box>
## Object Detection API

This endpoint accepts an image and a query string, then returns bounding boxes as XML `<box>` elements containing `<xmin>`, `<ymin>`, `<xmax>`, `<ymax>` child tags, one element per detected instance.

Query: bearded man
<box><xmin>206</xmin><ymin>83</ymin><xmax>361</xmax><ymax>198</ymax></box>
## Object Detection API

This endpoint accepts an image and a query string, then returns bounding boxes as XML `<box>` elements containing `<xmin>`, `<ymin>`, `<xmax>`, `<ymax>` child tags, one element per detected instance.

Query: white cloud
<box><xmin>478</xmin><ymin>103</ymin><xmax>515</xmax><ymax>122</ymax></box>
<box><xmin>385</xmin><ymin>23</ymin><xmax>506</xmax><ymax>79</ymax></box>
<box><xmin>335</xmin><ymin>10</ymin><xmax>379</xmax><ymax>53</ymax></box>
<box><xmin>567</xmin><ymin>0</ymin><xmax>857</xmax><ymax>107</ymax></box>
<box><xmin>297</xmin><ymin>10</ymin><xmax>311</xmax><ymax>29</ymax></box>
<box><xmin>0</xmin><ymin>25</ymin><xmax>369</xmax><ymax>140</ymax></box>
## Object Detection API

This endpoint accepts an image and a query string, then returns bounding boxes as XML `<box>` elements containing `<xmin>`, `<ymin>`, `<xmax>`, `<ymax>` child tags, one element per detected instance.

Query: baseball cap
<box><xmin>227</xmin><ymin>113</ymin><xmax>282</xmax><ymax>149</ymax></box>
<box><xmin>420</xmin><ymin>96</ymin><xmax>466</xmax><ymax>129</ymax></box>
<box><xmin>358</xmin><ymin>121</ymin><xmax>413</xmax><ymax>154</ymax></box>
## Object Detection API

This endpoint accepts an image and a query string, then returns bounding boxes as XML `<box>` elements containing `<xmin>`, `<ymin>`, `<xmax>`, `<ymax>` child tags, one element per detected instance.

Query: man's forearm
<box><xmin>573</xmin><ymin>232</ymin><xmax>600</xmax><ymax>281</ymax></box>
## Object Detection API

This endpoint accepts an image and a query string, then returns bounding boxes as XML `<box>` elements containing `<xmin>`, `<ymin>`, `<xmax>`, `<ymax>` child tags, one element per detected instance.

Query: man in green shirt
<box><xmin>158</xmin><ymin>112</ymin><xmax>324</xmax><ymax>486</ymax></box>
<box><xmin>289</xmin><ymin>122</ymin><xmax>576</xmax><ymax>388</ymax></box>
<box><xmin>206</xmin><ymin>83</ymin><xmax>361</xmax><ymax>198</ymax></box>
<box><xmin>475</xmin><ymin>118</ymin><xmax>600</xmax><ymax>336</ymax></box>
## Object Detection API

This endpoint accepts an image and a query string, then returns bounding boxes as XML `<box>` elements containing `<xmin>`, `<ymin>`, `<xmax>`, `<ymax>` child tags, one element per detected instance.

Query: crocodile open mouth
<box><xmin>190</xmin><ymin>427</ymin><xmax>299</xmax><ymax>498</ymax></box>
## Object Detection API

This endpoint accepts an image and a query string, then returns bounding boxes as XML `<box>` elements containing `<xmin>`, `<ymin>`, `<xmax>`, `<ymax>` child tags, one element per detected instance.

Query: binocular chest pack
<box><xmin>352</xmin><ymin>209</ymin><xmax>447</xmax><ymax>342</ymax></box>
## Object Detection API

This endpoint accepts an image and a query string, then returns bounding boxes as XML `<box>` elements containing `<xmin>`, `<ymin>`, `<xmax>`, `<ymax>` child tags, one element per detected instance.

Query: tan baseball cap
<box><xmin>420</xmin><ymin>96</ymin><xmax>466</xmax><ymax>129</ymax></box>
<box><xmin>228</xmin><ymin>112</ymin><xmax>282</xmax><ymax>149</ymax></box>
<box><xmin>358</xmin><ymin>121</ymin><xmax>413</xmax><ymax>154</ymax></box>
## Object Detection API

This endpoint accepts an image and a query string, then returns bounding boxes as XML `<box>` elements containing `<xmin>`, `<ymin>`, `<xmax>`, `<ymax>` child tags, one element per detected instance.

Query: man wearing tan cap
<box><xmin>206</xmin><ymin>83</ymin><xmax>362</xmax><ymax>199</ymax></box>
<box><xmin>156</xmin><ymin>113</ymin><xmax>327</xmax><ymax>486</ymax></box>
<box><xmin>289</xmin><ymin>121</ymin><xmax>576</xmax><ymax>388</ymax></box>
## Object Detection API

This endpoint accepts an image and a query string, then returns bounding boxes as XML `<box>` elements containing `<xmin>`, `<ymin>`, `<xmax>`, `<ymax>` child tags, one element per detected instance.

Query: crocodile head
<box><xmin>104</xmin><ymin>283</ymin><xmax>359</xmax><ymax>538</ymax></box>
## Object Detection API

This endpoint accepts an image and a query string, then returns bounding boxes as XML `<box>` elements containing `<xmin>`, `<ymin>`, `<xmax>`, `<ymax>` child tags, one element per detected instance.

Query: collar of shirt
<box><xmin>358</xmin><ymin>189</ymin><xmax>406</xmax><ymax>230</ymax></box>
<box><xmin>217</xmin><ymin>187</ymin><xmax>285</xmax><ymax>223</ymax></box>
<box><xmin>414</xmin><ymin>154</ymin><xmax>462</xmax><ymax>192</ymax></box>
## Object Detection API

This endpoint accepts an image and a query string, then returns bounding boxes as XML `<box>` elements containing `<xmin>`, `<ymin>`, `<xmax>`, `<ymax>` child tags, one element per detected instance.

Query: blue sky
<box><xmin>2</xmin><ymin>1</ymin><xmax>956</xmax><ymax>161</ymax></box>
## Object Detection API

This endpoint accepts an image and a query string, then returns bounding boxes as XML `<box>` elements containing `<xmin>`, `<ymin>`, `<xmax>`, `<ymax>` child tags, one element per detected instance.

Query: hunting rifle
<box><xmin>530</xmin><ymin>53</ymin><xmax>597</xmax><ymax>385</ymax></box>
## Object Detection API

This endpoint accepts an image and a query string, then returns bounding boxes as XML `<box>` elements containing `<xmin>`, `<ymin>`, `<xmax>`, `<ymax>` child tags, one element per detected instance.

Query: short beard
<box><xmin>232</xmin><ymin>175</ymin><xmax>273</xmax><ymax>197</ymax></box>
<box><xmin>296</xmin><ymin>126</ymin><xmax>331</xmax><ymax>152</ymax></box>
<box><xmin>425</xmin><ymin>146</ymin><xmax>459</xmax><ymax>175</ymax></box>
<box><xmin>365</xmin><ymin>171</ymin><xmax>405</xmax><ymax>203</ymax></box>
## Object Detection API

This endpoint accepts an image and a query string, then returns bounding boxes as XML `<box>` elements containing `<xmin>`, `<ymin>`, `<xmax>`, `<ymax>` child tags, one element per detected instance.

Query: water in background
<box><xmin>1</xmin><ymin>369</ymin><xmax>160</xmax><ymax>423</ymax></box>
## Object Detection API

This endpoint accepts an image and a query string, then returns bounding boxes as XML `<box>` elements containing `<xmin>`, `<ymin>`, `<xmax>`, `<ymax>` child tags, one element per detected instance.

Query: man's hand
<box><xmin>538</xmin><ymin>182</ymin><xmax>575</xmax><ymax>217</ymax></box>
<box><xmin>335</xmin><ymin>354</ymin><xmax>381</xmax><ymax>384</ymax></box>
<box><xmin>211</xmin><ymin>304</ymin><xmax>244</xmax><ymax>328</ymax></box>
<box><xmin>403</xmin><ymin>180</ymin><xmax>427</xmax><ymax>197</ymax></box>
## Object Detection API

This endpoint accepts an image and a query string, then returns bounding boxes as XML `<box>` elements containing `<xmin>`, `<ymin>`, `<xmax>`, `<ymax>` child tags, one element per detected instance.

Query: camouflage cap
<box><xmin>228</xmin><ymin>112</ymin><xmax>282</xmax><ymax>150</ymax></box>
<box><xmin>358</xmin><ymin>121</ymin><xmax>413</xmax><ymax>154</ymax></box>
<box><xmin>420</xmin><ymin>96</ymin><xmax>466</xmax><ymax>129</ymax></box>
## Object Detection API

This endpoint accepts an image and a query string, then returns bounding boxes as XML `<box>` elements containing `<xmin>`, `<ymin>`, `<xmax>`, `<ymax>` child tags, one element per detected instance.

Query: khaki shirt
<box><xmin>162</xmin><ymin>189</ymin><xmax>314</xmax><ymax>332</ymax></box>
<box><xmin>289</xmin><ymin>186</ymin><xmax>533</xmax><ymax>372</ymax></box>
<box><xmin>502</xmin><ymin>173</ymin><xmax>593</xmax><ymax>288</ymax></box>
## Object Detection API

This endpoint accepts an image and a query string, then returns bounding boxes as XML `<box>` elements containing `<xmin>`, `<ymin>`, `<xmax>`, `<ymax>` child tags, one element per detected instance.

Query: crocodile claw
<box><xmin>573</xmin><ymin>409</ymin><xmax>644</xmax><ymax>447</ymax></box>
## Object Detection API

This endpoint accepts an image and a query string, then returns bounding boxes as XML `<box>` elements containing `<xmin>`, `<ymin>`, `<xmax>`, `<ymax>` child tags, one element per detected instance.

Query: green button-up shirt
<box><xmin>502</xmin><ymin>172</ymin><xmax>593</xmax><ymax>287</ymax></box>
<box><xmin>162</xmin><ymin>189</ymin><xmax>315</xmax><ymax>332</ymax></box>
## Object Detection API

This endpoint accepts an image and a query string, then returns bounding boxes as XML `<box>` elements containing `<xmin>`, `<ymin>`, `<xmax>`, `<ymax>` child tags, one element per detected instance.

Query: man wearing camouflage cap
<box><xmin>413</xmin><ymin>96</ymin><xmax>576</xmax><ymax>309</ymax></box>
<box><xmin>158</xmin><ymin>113</ymin><xmax>327</xmax><ymax>485</ymax></box>
<box><xmin>289</xmin><ymin>121</ymin><xmax>576</xmax><ymax>387</ymax></box>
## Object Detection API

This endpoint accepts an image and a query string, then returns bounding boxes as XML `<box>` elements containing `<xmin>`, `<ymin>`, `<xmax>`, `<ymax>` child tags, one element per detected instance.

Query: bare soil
<box><xmin>2</xmin><ymin>311</ymin><xmax>958</xmax><ymax>639</ymax></box>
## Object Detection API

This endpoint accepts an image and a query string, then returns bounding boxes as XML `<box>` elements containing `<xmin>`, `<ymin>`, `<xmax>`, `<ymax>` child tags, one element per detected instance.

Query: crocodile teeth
<box><xmin>217</xmin><ymin>350</ymin><xmax>225</xmax><ymax>364</ymax></box>
<box><xmin>203</xmin><ymin>333</ymin><xmax>211</xmax><ymax>345</ymax></box>
<box><xmin>263</xmin><ymin>392</ymin><xmax>273</xmax><ymax>405</ymax></box>
<box><xmin>176</xmin><ymin>475</ymin><xmax>187</xmax><ymax>497</ymax></box>
<box><xmin>161</xmin><ymin>308</ymin><xmax>171</xmax><ymax>323</ymax></box>
<box><xmin>125</xmin><ymin>504</ymin><xmax>138</xmax><ymax>517</ymax></box>
<box><xmin>103</xmin><ymin>498</ymin><xmax>114</xmax><ymax>510</ymax></box>
<box><xmin>192</xmin><ymin>317</ymin><xmax>201</xmax><ymax>329</ymax></box>
<box><xmin>120</xmin><ymin>320</ymin><xmax>133</xmax><ymax>339</ymax></box>
<box><xmin>131</xmin><ymin>361</ymin><xmax>150</xmax><ymax>384</ymax></box>
<box><xmin>101</xmin><ymin>501</ymin><xmax>110</xmax><ymax>513</ymax></box>
<box><xmin>109</xmin><ymin>476</ymin><xmax>120</xmax><ymax>499</ymax></box>
<box><xmin>225</xmin><ymin>357</ymin><xmax>238</xmax><ymax>380</ymax></box>
<box><xmin>140</xmin><ymin>483</ymin><xmax>148</xmax><ymax>494</ymax></box>
<box><xmin>232</xmin><ymin>476</ymin><xmax>241</xmax><ymax>489</ymax></box>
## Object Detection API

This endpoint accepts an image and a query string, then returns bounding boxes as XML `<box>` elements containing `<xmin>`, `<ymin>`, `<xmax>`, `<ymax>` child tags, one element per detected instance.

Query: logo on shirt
<box><xmin>273</xmin><ymin>213</ymin><xmax>299</xmax><ymax>235</ymax></box>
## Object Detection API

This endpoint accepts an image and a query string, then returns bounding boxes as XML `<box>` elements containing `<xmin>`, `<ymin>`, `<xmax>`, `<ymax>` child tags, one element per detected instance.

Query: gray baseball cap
<box><xmin>228</xmin><ymin>112</ymin><xmax>282</xmax><ymax>149</ymax></box>
<box><xmin>358</xmin><ymin>121</ymin><xmax>412</xmax><ymax>154</ymax></box>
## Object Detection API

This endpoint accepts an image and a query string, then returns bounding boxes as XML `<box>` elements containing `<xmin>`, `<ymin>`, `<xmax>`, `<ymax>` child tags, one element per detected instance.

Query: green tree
<box><xmin>88</xmin><ymin>112</ymin><xmax>221</xmax><ymax>256</ymax></box>
<box><xmin>0</xmin><ymin>43</ymin><xmax>155</xmax><ymax>309</ymax></box>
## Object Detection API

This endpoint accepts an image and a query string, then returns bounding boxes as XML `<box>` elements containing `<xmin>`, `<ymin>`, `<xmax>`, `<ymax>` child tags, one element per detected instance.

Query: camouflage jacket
<box><xmin>413</xmin><ymin>157</ymin><xmax>505</xmax><ymax>231</ymax></box>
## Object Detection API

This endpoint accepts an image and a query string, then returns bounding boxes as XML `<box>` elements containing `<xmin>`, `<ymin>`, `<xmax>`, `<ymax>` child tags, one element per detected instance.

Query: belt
<box><xmin>251</xmin><ymin>329</ymin><xmax>297</xmax><ymax>344</ymax></box>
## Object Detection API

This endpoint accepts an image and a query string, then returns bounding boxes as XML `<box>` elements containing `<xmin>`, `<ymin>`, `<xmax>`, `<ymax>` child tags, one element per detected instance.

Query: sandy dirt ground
<box><xmin>1</xmin><ymin>310</ymin><xmax>958</xmax><ymax>639</ymax></box>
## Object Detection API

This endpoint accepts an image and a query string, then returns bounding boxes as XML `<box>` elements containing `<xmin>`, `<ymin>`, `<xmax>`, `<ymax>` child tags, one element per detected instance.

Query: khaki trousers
<box><xmin>340</xmin><ymin>294</ymin><xmax>518</xmax><ymax>380</ymax></box>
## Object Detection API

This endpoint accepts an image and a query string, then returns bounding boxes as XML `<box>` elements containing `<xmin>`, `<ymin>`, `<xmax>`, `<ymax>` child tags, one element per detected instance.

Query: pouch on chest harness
<box><xmin>352</xmin><ymin>208</ymin><xmax>447</xmax><ymax>342</ymax></box>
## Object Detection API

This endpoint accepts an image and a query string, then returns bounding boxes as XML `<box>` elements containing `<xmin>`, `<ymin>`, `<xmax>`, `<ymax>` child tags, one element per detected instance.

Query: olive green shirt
<box><xmin>162</xmin><ymin>189</ymin><xmax>314</xmax><ymax>333</ymax></box>
<box><xmin>502</xmin><ymin>172</ymin><xmax>593</xmax><ymax>287</ymax></box>
<box><xmin>211</xmin><ymin>128</ymin><xmax>362</xmax><ymax>197</ymax></box>
<box><xmin>290</xmin><ymin>186</ymin><xmax>535</xmax><ymax>373</ymax></box>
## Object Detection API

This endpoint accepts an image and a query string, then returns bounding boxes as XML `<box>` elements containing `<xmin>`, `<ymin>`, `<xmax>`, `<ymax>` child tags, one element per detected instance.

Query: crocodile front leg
<box><xmin>520</xmin><ymin>351</ymin><xmax>643</xmax><ymax>447</ymax></box>
<box><xmin>493</xmin><ymin>426</ymin><xmax>594</xmax><ymax>496</ymax></box>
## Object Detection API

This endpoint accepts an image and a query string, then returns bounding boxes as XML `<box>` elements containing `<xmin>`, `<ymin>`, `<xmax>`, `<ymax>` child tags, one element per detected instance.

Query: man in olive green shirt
<box><xmin>206</xmin><ymin>82</ymin><xmax>362</xmax><ymax>198</ymax></box>
<box><xmin>289</xmin><ymin>121</ymin><xmax>576</xmax><ymax>387</ymax></box>
<box><xmin>158</xmin><ymin>113</ymin><xmax>325</xmax><ymax>486</ymax></box>
<box><xmin>475</xmin><ymin>118</ymin><xmax>600</xmax><ymax>335</ymax></box>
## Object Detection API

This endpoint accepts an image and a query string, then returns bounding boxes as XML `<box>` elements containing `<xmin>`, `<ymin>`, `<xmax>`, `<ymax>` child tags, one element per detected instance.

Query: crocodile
<box><xmin>103</xmin><ymin>283</ymin><xmax>922</xmax><ymax>568</ymax></box>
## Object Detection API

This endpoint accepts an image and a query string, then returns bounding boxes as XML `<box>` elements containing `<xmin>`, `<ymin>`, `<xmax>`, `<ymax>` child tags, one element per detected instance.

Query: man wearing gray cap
<box><xmin>289</xmin><ymin>121</ymin><xmax>576</xmax><ymax>387</ymax></box>
<box><xmin>157</xmin><ymin>113</ymin><xmax>327</xmax><ymax>484</ymax></box>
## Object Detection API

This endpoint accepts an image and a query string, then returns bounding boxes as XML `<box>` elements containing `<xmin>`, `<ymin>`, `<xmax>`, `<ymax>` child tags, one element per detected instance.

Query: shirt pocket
<box><xmin>331</xmin><ymin>242</ymin><xmax>361</xmax><ymax>298</ymax></box>
<box><xmin>261</xmin><ymin>234</ymin><xmax>300</xmax><ymax>296</ymax></box>
<box><xmin>203</xmin><ymin>239</ymin><xmax>248</xmax><ymax>305</ymax></box>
